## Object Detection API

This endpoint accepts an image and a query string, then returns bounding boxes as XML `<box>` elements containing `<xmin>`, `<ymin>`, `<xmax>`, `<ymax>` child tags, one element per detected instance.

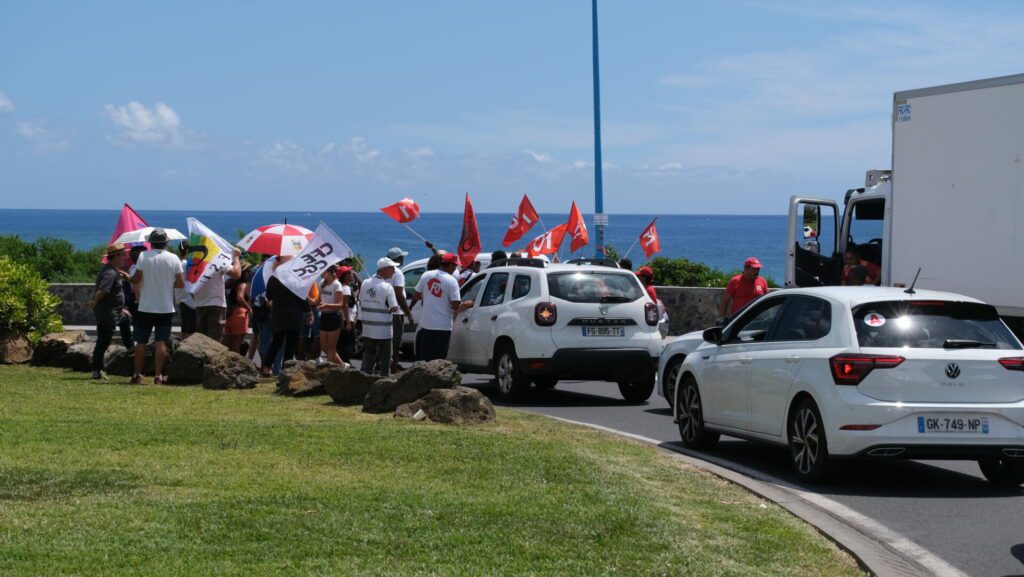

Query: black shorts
<box><xmin>134</xmin><ymin>311</ymin><xmax>174</xmax><ymax>344</ymax></box>
<box><xmin>319</xmin><ymin>313</ymin><xmax>342</xmax><ymax>332</ymax></box>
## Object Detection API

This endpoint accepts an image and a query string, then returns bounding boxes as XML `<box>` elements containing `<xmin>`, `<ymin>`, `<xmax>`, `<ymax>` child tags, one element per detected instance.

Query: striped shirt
<box><xmin>358</xmin><ymin>275</ymin><xmax>397</xmax><ymax>340</ymax></box>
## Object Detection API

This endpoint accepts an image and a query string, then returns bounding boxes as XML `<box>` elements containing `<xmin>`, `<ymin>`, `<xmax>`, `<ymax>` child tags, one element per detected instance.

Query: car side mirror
<box><xmin>702</xmin><ymin>326</ymin><xmax>723</xmax><ymax>345</ymax></box>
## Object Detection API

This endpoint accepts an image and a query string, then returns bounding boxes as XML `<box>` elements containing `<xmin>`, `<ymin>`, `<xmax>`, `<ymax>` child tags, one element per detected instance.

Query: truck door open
<box><xmin>785</xmin><ymin>197</ymin><xmax>839</xmax><ymax>288</ymax></box>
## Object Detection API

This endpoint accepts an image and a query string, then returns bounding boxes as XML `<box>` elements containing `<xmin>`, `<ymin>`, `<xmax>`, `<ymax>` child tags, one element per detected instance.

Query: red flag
<box><xmin>640</xmin><ymin>218</ymin><xmax>661</xmax><ymax>259</ymax></box>
<box><xmin>502</xmin><ymin>194</ymin><xmax>540</xmax><ymax>247</ymax></box>
<box><xmin>526</xmin><ymin>224</ymin><xmax>567</xmax><ymax>257</ymax></box>
<box><xmin>566</xmin><ymin>201</ymin><xmax>589</xmax><ymax>253</ymax></box>
<box><xmin>458</xmin><ymin>194</ymin><xmax>482</xmax><ymax>266</ymax></box>
<box><xmin>380</xmin><ymin>197</ymin><xmax>420</xmax><ymax>223</ymax></box>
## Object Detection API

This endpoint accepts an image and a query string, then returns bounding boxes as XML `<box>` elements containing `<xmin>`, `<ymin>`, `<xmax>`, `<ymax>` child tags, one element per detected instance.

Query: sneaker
<box><xmin>90</xmin><ymin>370</ymin><xmax>107</xmax><ymax>380</ymax></box>
<box><xmin>154</xmin><ymin>375</ymin><xmax>167</xmax><ymax>385</ymax></box>
<box><xmin>272</xmin><ymin>387</ymin><xmax>289</xmax><ymax>397</ymax></box>
<box><xmin>129</xmin><ymin>375</ymin><xmax>143</xmax><ymax>385</ymax></box>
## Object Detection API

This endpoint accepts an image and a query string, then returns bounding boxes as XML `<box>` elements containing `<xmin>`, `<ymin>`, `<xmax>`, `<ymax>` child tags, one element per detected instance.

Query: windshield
<box><xmin>546</xmin><ymin>271</ymin><xmax>644</xmax><ymax>304</ymax></box>
<box><xmin>852</xmin><ymin>301</ymin><xmax>1021</xmax><ymax>350</ymax></box>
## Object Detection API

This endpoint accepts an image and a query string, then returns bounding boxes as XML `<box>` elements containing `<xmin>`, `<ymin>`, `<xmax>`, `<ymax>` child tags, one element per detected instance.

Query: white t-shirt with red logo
<box><xmin>415</xmin><ymin>270</ymin><xmax>460</xmax><ymax>331</ymax></box>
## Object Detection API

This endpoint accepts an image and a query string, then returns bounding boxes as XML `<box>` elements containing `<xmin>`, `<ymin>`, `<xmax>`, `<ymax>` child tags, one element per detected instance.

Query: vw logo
<box><xmin>945</xmin><ymin>362</ymin><xmax>961</xmax><ymax>379</ymax></box>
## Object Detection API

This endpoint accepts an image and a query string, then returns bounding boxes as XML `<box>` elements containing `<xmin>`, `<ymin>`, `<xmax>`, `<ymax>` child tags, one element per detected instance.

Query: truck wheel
<box><xmin>978</xmin><ymin>457</ymin><xmax>1024</xmax><ymax>487</ymax></box>
<box><xmin>676</xmin><ymin>376</ymin><xmax>718</xmax><ymax>450</ymax></box>
<box><xmin>617</xmin><ymin>374</ymin><xmax>655</xmax><ymax>402</ymax></box>
<box><xmin>788</xmin><ymin>399</ymin><xmax>832</xmax><ymax>484</ymax></box>
<box><xmin>533</xmin><ymin>377</ymin><xmax>558</xmax><ymax>390</ymax></box>
<box><xmin>494</xmin><ymin>344</ymin><xmax>530</xmax><ymax>401</ymax></box>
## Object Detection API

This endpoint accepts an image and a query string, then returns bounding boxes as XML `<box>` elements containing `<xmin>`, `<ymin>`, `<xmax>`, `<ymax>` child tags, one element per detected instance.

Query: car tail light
<box><xmin>534</xmin><ymin>302</ymin><xmax>557</xmax><ymax>327</ymax></box>
<box><xmin>644</xmin><ymin>302</ymin><xmax>659</xmax><ymax>326</ymax></box>
<box><xmin>998</xmin><ymin>357</ymin><xmax>1024</xmax><ymax>371</ymax></box>
<box><xmin>829</xmin><ymin>354</ymin><xmax>904</xmax><ymax>385</ymax></box>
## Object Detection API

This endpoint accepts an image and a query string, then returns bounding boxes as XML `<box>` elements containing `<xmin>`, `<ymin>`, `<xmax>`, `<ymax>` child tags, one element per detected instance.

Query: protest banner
<box><xmin>273</xmin><ymin>221</ymin><xmax>353</xmax><ymax>299</ymax></box>
<box><xmin>185</xmin><ymin>218</ymin><xmax>235</xmax><ymax>294</ymax></box>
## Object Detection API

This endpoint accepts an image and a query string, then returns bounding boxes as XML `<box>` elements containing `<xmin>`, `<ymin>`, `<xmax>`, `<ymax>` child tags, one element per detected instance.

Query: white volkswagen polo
<box><xmin>673</xmin><ymin>286</ymin><xmax>1024</xmax><ymax>485</ymax></box>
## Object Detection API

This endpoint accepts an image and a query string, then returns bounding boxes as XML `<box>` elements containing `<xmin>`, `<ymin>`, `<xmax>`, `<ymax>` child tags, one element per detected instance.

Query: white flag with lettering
<box><xmin>273</xmin><ymin>221</ymin><xmax>353</xmax><ymax>299</ymax></box>
<box><xmin>185</xmin><ymin>217</ymin><xmax>235</xmax><ymax>295</ymax></box>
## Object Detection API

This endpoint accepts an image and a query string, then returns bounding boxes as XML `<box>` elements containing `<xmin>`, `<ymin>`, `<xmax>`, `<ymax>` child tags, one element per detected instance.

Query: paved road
<box><xmin>459</xmin><ymin>374</ymin><xmax>1024</xmax><ymax>577</ymax></box>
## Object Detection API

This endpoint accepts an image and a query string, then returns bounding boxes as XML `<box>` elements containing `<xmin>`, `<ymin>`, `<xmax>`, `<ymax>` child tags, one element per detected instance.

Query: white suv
<box><xmin>446</xmin><ymin>259</ymin><xmax>662</xmax><ymax>401</ymax></box>
<box><xmin>674</xmin><ymin>286</ymin><xmax>1024</xmax><ymax>485</ymax></box>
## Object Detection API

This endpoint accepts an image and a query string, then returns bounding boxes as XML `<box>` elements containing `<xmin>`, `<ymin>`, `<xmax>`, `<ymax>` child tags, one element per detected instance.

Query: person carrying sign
<box><xmin>358</xmin><ymin>258</ymin><xmax>400</xmax><ymax>376</ymax></box>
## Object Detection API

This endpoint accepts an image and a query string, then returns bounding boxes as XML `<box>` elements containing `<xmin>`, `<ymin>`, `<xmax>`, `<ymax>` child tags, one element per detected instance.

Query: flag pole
<box><xmin>402</xmin><ymin>223</ymin><xmax>429</xmax><ymax>244</ymax></box>
<box><xmin>622</xmin><ymin>237</ymin><xmax>639</xmax><ymax>260</ymax></box>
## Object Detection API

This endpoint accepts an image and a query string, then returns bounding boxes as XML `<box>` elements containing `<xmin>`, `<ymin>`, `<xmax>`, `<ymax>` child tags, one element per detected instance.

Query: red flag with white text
<box><xmin>380</xmin><ymin>197</ymin><xmax>420</xmax><ymax>223</ymax></box>
<box><xmin>566</xmin><ymin>201</ymin><xmax>589</xmax><ymax>253</ymax></box>
<box><xmin>640</xmin><ymin>218</ymin><xmax>661</xmax><ymax>259</ymax></box>
<box><xmin>502</xmin><ymin>194</ymin><xmax>540</xmax><ymax>247</ymax></box>
<box><xmin>458</xmin><ymin>194</ymin><xmax>482</xmax><ymax>265</ymax></box>
<box><xmin>526</xmin><ymin>224</ymin><xmax>567</xmax><ymax>257</ymax></box>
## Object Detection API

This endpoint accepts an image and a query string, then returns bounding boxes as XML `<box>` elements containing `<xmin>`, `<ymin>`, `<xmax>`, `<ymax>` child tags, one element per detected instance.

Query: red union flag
<box><xmin>380</xmin><ymin>197</ymin><xmax>420</xmax><ymax>223</ymax></box>
<box><xmin>566</xmin><ymin>201</ymin><xmax>589</xmax><ymax>253</ymax></box>
<box><xmin>640</xmin><ymin>218</ymin><xmax>661</xmax><ymax>259</ymax></box>
<box><xmin>458</xmin><ymin>193</ymin><xmax>482</xmax><ymax>266</ymax></box>
<box><xmin>502</xmin><ymin>194</ymin><xmax>540</xmax><ymax>247</ymax></box>
<box><xmin>526</xmin><ymin>224</ymin><xmax>567</xmax><ymax>257</ymax></box>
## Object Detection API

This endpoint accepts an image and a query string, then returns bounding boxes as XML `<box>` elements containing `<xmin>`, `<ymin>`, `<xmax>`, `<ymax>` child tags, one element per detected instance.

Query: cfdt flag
<box><xmin>640</xmin><ymin>218</ymin><xmax>661</xmax><ymax>259</ymax></box>
<box><xmin>502</xmin><ymin>194</ymin><xmax>540</xmax><ymax>247</ymax></box>
<box><xmin>566</xmin><ymin>201</ymin><xmax>589</xmax><ymax>253</ymax></box>
<box><xmin>458</xmin><ymin>194</ymin><xmax>482</xmax><ymax>266</ymax></box>
<box><xmin>274</xmin><ymin>221</ymin><xmax>353</xmax><ymax>299</ymax></box>
<box><xmin>185</xmin><ymin>218</ymin><xmax>235</xmax><ymax>294</ymax></box>
<box><xmin>380</xmin><ymin>197</ymin><xmax>420</xmax><ymax>223</ymax></box>
<box><xmin>526</xmin><ymin>224</ymin><xmax>567</xmax><ymax>257</ymax></box>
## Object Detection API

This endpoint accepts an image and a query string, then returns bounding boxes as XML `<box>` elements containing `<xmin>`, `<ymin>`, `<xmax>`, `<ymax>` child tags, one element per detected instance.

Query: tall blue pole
<box><xmin>591</xmin><ymin>0</ymin><xmax>606</xmax><ymax>259</ymax></box>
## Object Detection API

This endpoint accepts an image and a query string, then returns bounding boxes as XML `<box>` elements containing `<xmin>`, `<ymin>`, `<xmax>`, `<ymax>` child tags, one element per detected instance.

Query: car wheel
<box><xmin>663</xmin><ymin>356</ymin><xmax>684</xmax><ymax>408</ymax></box>
<box><xmin>676</xmin><ymin>375</ymin><xmax>719</xmax><ymax>450</ymax></box>
<box><xmin>788</xmin><ymin>398</ymin><xmax>832</xmax><ymax>483</ymax></box>
<box><xmin>533</xmin><ymin>377</ymin><xmax>558</xmax><ymax>390</ymax></box>
<box><xmin>617</xmin><ymin>374</ymin><xmax>655</xmax><ymax>402</ymax></box>
<box><xmin>978</xmin><ymin>457</ymin><xmax>1024</xmax><ymax>487</ymax></box>
<box><xmin>494</xmin><ymin>344</ymin><xmax>530</xmax><ymax>401</ymax></box>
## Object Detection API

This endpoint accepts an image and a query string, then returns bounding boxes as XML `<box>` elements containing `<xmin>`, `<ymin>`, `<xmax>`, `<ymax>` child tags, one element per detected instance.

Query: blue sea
<box><xmin>0</xmin><ymin>209</ymin><xmax>789</xmax><ymax>281</ymax></box>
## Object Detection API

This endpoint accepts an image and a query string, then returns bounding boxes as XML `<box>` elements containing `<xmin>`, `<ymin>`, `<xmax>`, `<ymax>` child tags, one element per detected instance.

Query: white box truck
<box><xmin>785</xmin><ymin>73</ymin><xmax>1024</xmax><ymax>334</ymax></box>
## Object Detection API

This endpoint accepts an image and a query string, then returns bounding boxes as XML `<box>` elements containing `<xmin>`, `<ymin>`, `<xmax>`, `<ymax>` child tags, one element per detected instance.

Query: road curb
<box><xmin>545</xmin><ymin>415</ymin><xmax>968</xmax><ymax>577</ymax></box>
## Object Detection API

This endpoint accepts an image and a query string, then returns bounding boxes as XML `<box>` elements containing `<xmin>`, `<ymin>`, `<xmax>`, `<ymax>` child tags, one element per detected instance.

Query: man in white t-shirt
<box><xmin>191</xmin><ymin>246</ymin><xmax>241</xmax><ymax>342</ymax></box>
<box><xmin>358</xmin><ymin>257</ymin><xmax>399</xmax><ymax>376</ymax></box>
<box><xmin>385</xmin><ymin>247</ymin><xmax>415</xmax><ymax>373</ymax></box>
<box><xmin>129</xmin><ymin>228</ymin><xmax>185</xmax><ymax>385</ymax></box>
<box><xmin>412</xmin><ymin>252</ymin><xmax>464</xmax><ymax>361</ymax></box>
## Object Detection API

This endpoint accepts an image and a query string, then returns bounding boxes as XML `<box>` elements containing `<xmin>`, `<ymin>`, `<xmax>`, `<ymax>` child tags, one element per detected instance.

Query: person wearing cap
<box><xmin>385</xmin><ymin>247</ymin><xmax>414</xmax><ymax>373</ymax></box>
<box><xmin>721</xmin><ymin>257</ymin><xmax>769</xmax><ymax>316</ymax></box>
<box><xmin>316</xmin><ymin>264</ymin><xmax>351</xmax><ymax>367</ymax></box>
<box><xmin>89</xmin><ymin>243</ymin><xmax>130</xmax><ymax>379</ymax></box>
<box><xmin>635</xmin><ymin>266</ymin><xmax>658</xmax><ymax>302</ymax></box>
<box><xmin>412</xmin><ymin>252</ymin><xmax>465</xmax><ymax>362</ymax></box>
<box><xmin>192</xmin><ymin>243</ymin><xmax>242</xmax><ymax>343</ymax></box>
<box><xmin>130</xmin><ymin>228</ymin><xmax>185</xmax><ymax>385</ymax></box>
<box><xmin>358</xmin><ymin>257</ymin><xmax>400</xmax><ymax>376</ymax></box>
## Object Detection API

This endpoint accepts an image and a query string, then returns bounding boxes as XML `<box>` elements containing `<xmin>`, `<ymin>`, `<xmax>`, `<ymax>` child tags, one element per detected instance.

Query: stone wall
<box><xmin>50</xmin><ymin>283</ymin><xmax>181</xmax><ymax>326</ymax></box>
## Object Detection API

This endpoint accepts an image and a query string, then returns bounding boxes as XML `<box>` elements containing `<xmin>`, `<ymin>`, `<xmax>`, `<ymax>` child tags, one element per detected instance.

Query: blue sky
<box><xmin>2</xmin><ymin>0</ymin><xmax>1023</xmax><ymax>214</ymax></box>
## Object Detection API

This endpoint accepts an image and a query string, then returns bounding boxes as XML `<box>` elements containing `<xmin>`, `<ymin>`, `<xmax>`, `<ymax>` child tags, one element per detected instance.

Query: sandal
<box><xmin>129</xmin><ymin>375</ymin><xmax>143</xmax><ymax>385</ymax></box>
<box><xmin>154</xmin><ymin>375</ymin><xmax>167</xmax><ymax>385</ymax></box>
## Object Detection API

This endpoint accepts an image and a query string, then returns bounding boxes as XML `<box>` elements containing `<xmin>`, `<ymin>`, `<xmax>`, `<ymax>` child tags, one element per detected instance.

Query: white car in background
<box><xmin>673</xmin><ymin>286</ymin><xmax>1024</xmax><ymax>486</ymax></box>
<box><xmin>448</xmin><ymin>259</ymin><xmax>662</xmax><ymax>401</ymax></box>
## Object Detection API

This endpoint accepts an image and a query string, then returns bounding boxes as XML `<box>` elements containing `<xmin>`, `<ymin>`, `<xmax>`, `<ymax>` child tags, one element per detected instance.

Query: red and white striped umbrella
<box><xmin>237</xmin><ymin>224</ymin><xmax>314</xmax><ymax>256</ymax></box>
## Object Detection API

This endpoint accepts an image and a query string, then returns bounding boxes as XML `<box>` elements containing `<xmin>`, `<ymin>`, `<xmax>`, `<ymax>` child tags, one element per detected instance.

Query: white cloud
<box><xmin>403</xmin><ymin>146</ymin><xmax>435</xmax><ymax>159</ymax></box>
<box><xmin>104</xmin><ymin>101</ymin><xmax>182</xmax><ymax>145</ymax></box>
<box><xmin>344</xmin><ymin>136</ymin><xmax>380</xmax><ymax>163</ymax></box>
<box><xmin>0</xmin><ymin>91</ymin><xmax>13</xmax><ymax>113</ymax></box>
<box><xmin>523</xmin><ymin>149</ymin><xmax>552</xmax><ymax>163</ymax></box>
<box><xmin>16</xmin><ymin>121</ymin><xmax>70</xmax><ymax>153</ymax></box>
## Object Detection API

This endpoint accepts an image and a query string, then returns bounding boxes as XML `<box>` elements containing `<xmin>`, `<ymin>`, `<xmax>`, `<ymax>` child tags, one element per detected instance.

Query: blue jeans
<box><xmin>257</xmin><ymin>319</ymin><xmax>284</xmax><ymax>374</ymax></box>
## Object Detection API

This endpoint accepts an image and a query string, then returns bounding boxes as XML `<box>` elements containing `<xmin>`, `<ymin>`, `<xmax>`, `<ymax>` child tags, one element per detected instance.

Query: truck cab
<box><xmin>785</xmin><ymin>170</ymin><xmax>891</xmax><ymax>289</ymax></box>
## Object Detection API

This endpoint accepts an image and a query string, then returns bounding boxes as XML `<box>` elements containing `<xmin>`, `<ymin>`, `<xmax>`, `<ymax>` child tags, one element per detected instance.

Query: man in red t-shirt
<box><xmin>721</xmin><ymin>257</ymin><xmax>769</xmax><ymax>316</ymax></box>
<box><xmin>636</xmin><ymin>266</ymin><xmax>658</xmax><ymax>302</ymax></box>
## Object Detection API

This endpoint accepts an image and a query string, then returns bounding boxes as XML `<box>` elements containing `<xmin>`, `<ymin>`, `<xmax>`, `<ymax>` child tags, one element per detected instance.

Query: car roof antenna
<box><xmin>904</xmin><ymin>267</ymin><xmax>922</xmax><ymax>295</ymax></box>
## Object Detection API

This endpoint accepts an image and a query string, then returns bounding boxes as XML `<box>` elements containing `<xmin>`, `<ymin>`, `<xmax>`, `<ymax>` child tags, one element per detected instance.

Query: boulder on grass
<box><xmin>105</xmin><ymin>346</ymin><xmax>155</xmax><ymax>377</ymax></box>
<box><xmin>322</xmin><ymin>366</ymin><xmax>381</xmax><ymax>404</ymax></box>
<box><xmin>276</xmin><ymin>360</ymin><xmax>315</xmax><ymax>396</ymax></box>
<box><xmin>202</xmin><ymin>352</ymin><xmax>259</xmax><ymax>390</ymax></box>
<box><xmin>395</xmin><ymin>386</ymin><xmax>496</xmax><ymax>425</ymax></box>
<box><xmin>62</xmin><ymin>342</ymin><xmax>95</xmax><ymax>372</ymax></box>
<box><xmin>0</xmin><ymin>329</ymin><xmax>33</xmax><ymax>365</ymax></box>
<box><xmin>32</xmin><ymin>330</ymin><xmax>87</xmax><ymax>366</ymax></box>
<box><xmin>169</xmin><ymin>334</ymin><xmax>229</xmax><ymax>384</ymax></box>
<box><xmin>362</xmin><ymin>360</ymin><xmax>461</xmax><ymax>414</ymax></box>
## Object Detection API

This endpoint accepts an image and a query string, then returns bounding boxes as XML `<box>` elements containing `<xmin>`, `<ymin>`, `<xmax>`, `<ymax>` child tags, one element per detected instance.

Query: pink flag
<box><xmin>104</xmin><ymin>203</ymin><xmax>149</xmax><ymax>262</ymax></box>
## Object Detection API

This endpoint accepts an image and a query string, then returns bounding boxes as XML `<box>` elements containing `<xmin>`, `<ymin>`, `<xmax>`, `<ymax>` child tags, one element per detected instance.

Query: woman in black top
<box><xmin>262</xmin><ymin>273</ymin><xmax>311</xmax><ymax>385</ymax></box>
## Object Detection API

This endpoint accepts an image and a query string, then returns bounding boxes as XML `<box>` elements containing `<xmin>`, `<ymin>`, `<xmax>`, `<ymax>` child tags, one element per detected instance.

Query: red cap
<box><xmin>636</xmin><ymin>266</ymin><xmax>654</xmax><ymax>278</ymax></box>
<box><xmin>336</xmin><ymin>265</ymin><xmax>353</xmax><ymax>275</ymax></box>
<box><xmin>441</xmin><ymin>253</ymin><xmax>461</xmax><ymax>266</ymax></box>
<box><xmin>744</xmin><ymin>257</ymin><xmax>762</xmax><ymax>269</ymax></box>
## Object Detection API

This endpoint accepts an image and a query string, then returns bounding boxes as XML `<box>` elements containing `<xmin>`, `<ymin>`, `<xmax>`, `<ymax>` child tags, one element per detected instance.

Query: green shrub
<box><xmin>0</xmin><ymin>256</ymin><xmax>63</xmax><ymax>343</ymax></box>
<box><xmin>0</xmin><ymin>235</ymin><xmax>104</xmax><ymax>283</ymax></box>
<box><xmin>646</xmin><ymin>256</ymin><xmax>778</xmax><ymax>288</ymax></box>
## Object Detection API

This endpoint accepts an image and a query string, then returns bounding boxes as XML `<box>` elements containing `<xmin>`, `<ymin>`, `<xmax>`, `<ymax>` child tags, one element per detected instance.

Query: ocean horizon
<box><xmin>0</xmin><ymin>209</ymin><xmax>792</xmax><ymax>281</ymax></box>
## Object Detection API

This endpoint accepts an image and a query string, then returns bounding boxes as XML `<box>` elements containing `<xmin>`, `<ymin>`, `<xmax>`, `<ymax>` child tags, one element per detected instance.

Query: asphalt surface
<box><xmin>459</xmin><ymin>373</ymin><xmax>1024</xmax><ymax>577</ymax></box>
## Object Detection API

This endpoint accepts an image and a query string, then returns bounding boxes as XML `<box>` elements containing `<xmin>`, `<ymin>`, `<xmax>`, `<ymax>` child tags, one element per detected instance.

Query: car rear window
<box><xmin>852</xmin><ymin>301</ymin><xmax>1021</xmax><ymax>350</ymax></box>
<box><xmin>546</xmin><ymin>271</ymin><xmax>644</xmax><ymax>304</ymax></box>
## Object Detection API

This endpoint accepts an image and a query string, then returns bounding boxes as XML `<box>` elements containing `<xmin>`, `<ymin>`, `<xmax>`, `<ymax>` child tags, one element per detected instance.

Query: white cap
<box><xmin>377</xmin><ymin>257</ymin><xmax>399</xmax><ymax>270</ymax></box>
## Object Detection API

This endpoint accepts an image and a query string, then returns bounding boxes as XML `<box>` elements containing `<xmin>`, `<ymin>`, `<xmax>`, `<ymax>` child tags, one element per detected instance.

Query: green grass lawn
<box><xmin>0</xmin><ymin>366</ymin><xmax>864</xmax><ymax>576</ymax></box>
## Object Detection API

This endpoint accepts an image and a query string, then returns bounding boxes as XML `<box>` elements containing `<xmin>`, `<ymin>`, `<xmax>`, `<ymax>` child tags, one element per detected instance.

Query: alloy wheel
<box><xmin>791</xmin><ymin>407</ymin><xmax>820</xmax><ymax>475</ymax></box>
<box><xmin>677</xmin><ymin>384</ymin><xmax>701</xmax><ymax>443</ymax></box>
<box><xmin>497</xmin><ymin>354</ymin><xmax>514</xmax><ymax>395</ymax></box>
